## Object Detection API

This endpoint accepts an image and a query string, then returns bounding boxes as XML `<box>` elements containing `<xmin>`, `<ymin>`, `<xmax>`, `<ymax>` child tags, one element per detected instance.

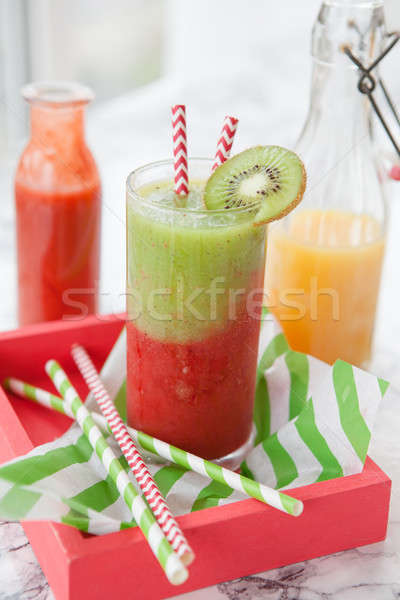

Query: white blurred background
<box><xmin>0</xmin><ymin>0</ymin><xmax>399</xmax><ymax>382</ymax></box>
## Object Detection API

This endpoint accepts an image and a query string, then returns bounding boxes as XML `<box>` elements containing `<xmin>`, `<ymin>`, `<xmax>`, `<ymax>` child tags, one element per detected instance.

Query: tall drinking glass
<box><xmin>126</xmin><ymin>158</ymin><xmax>267</xmax><ymax>467</ymax></box>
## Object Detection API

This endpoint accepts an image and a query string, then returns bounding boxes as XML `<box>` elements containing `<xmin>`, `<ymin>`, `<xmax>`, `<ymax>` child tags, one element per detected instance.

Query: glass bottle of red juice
<box><xmin>15</xmin><ymin>81</ymin><xmax>101</xmax><ymax>326</ymax></box>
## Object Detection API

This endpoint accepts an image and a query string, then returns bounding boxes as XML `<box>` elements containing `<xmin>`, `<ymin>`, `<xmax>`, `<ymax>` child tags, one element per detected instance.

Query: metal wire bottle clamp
<box><xmin>342</xmin><ymin>30</ymin><xmax>400</xmax><ymax>158</ymax></box>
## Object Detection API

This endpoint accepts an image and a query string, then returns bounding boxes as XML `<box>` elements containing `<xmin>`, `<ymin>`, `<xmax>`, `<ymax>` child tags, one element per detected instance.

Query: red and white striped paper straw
<box><xmin>171</xmin><ymin>105</ymin><xmax>189</xmax><ymax>195</ymax></box>
<box><xmin>212</xmin><ymin>115</ymin><xmax>239</xmax><ymax>171</ymax></box>
<box><xmin>71</xmin><ymin>344</ymin><xmax>195</xmax><ymax>567</ymax></box>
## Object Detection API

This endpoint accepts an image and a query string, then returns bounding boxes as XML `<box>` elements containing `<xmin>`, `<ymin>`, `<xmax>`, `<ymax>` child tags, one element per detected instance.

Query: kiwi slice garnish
<box><xmin>204</xmin><ymin>145</ymin><xmax>306</xmax><ymax>225</ymax></box>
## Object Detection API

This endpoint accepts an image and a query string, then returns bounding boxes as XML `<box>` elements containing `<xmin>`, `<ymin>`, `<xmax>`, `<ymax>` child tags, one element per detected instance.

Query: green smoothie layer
<box><xmin>126</xmin><ymin>180</ymin><xmax>266</xmax><ymax>343</ymax></box>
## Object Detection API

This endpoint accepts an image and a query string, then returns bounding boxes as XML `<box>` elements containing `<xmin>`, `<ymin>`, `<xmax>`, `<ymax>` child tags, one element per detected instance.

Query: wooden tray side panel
<box><xmin>67</xmin><ymin>469</ymin><xmax>391</xmax><ymax>600</ymax></box>
<box><xmin>0</xmin><ymin>316</ymin><xmax>125</xmax><ymax>600</ymax></box>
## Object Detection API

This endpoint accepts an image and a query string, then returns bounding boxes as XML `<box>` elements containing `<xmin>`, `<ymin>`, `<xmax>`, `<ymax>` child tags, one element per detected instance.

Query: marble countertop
<box><xmin>0</xmin><ymin>72</ymin><xmax>400</xmax><ymax>598</ymax></box>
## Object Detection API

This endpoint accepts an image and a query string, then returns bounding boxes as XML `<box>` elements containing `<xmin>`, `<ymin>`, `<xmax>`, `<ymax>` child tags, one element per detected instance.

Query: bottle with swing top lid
<box><xmin>265</xmin><ymin>0</ymin><xmax>387</xmax><ymax>367</ymax></box>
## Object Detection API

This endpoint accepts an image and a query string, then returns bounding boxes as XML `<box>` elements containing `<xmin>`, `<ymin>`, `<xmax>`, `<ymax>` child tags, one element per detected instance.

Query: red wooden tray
<box><xmin>0</xmin><ymin>316</ymin><xmax>391</xmax><ymax>600</ymax></box>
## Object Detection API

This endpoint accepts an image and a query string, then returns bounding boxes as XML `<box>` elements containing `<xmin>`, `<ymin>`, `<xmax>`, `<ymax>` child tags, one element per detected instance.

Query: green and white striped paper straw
<box><xmin>4</xmin><ymin>376</ymin><xmax>303</xmax><ymax>517</ymax></box>
<box><xmin>4</xmin><ymin>377</ymin><xmax>111</xmax><ymax>437</ymax></box>
<box><xmin>44</xmin><ymin>361</ymin><xmax>188</xmax><ymax>586</ymax></box>
<box><xmin>127</xmin><ymin>429</ymin><xmax>303</xmax><ymax>517</ymax></box>
<box><xmin>4</xmin><ymin>377</ymin><xmax>74</xmax><ymax>419</ymax></box>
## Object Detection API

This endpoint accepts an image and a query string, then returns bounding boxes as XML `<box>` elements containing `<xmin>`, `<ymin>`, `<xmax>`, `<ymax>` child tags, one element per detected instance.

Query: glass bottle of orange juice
<box><xmin>266</xmin><ymin>0</ymin><xmax>387</xmax><ymax>368</ymax></box>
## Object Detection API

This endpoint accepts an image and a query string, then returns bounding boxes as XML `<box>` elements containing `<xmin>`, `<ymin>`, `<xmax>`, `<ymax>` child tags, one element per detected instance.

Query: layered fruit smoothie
<box><xmin>126</xmin><ymin>148</ymin><xmax>305</xmax><ymax>462</ymax></box>
<box><xmin>126</xmin><ymin>161</ymin><xmax>266</xmax><ymax>460</ymax></box>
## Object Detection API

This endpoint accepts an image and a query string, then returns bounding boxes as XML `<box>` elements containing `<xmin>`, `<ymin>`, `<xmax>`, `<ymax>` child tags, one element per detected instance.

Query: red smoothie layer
<box><xmin>127</xmin><ymin>307</ymin><xmax>262</xmax><ymax>460</ymax></box>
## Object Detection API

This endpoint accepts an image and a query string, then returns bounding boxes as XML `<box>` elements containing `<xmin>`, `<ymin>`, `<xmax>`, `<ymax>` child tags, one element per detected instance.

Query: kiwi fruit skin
<box><xmin>204</xmin><ymin>145</ymin><xmax>307</xmax><ymax>227</ymax></box>
<box><xmin>254</xmin><ymin>158</ymin><xmax>307</xmax><ymax>227</ymax></box>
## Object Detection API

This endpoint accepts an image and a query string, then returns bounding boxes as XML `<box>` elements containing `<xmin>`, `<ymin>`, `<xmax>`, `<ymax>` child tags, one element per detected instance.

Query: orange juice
<box><xmin>265</xmin><ymin>210</ymin><xmax>385</xmax><ymax>367</ymax></box>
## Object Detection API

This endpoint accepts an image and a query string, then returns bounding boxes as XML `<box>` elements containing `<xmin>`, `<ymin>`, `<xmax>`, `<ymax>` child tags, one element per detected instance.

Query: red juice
<box><xmin>15</xmin><ymin>183</ymin><xmax>101</xmax><ymax>324</ymax></box>
<box><xmin>15</xmin><ymin>82</ymin><xmax>101</xmax><ymax>325</ymax></box>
